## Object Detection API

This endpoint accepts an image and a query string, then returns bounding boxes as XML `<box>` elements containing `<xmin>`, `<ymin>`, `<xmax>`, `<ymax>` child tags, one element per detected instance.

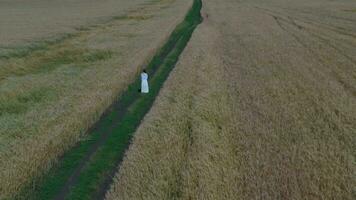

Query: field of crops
<box><xmin>1</xmin><ymin>0</ymin><xmax>355</xmax><ymax>199</ymax></box>
<box><xmin>0</xmin><ymin>0</ymin><xmax>146</xmax><ymax>48</ymax></box>
<box><xmin>0</xmin><ymin>0</ymin><xmax>192</xmax><ymax>198</ymax></box>
<box><xmin>106</xmin><ymin>0</ymin><xmax>355</xmax><ymax>199</ymax></box>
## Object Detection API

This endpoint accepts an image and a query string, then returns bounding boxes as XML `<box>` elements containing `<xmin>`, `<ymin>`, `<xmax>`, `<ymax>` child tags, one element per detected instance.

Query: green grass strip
<box><xmin>15</xmin><ymin>0</ymin><xmax>202</xmax><ymax>199</ymax></box>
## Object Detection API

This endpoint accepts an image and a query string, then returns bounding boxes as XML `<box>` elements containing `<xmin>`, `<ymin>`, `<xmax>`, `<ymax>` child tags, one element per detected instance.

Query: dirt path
<box><xmin>17</xmin><ymin>1</ymin><xmax>202</xmax><ymax>199</ymax></box>
<box><xmin>54</xmin><ymin>25</ymin><xmax>186</xmax><ymax>200</ymax></box>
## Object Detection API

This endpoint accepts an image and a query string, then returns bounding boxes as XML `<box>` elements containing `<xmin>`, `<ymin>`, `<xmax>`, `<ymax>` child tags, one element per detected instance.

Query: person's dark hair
<box><xmin>143</xmin><ymin>69</ymin><xmax>147</xmax><ymax>73</ymax></box>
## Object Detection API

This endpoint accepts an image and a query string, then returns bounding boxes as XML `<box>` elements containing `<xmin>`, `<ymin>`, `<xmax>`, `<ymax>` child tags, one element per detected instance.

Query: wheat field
<box><xmin>106</xmin><ymin>0</ymin><xmax>355</xmax><ymax>199</ymax></box>
<box><xmin>0</xmin><ymin>0</ymin><xmax>192</xmax><ymax>198</ymax></box>
<box><xmin>0</xmin><ymin>0</ymin><xmax>146</xmax><ymax>48</ymax></box>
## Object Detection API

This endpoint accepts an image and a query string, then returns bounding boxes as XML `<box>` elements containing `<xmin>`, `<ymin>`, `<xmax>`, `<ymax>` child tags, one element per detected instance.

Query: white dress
<box><xmin>141</xmin><ymin>72</ymin><xmax>149</xmax><ymax>93</ymax></box>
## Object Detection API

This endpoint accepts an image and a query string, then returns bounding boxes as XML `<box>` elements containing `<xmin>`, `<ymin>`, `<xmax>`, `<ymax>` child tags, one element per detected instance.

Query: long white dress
<box><xmin>141</xmin><ymin>72</ymin><xmax>149</xmax><ymax>93</ymax></box>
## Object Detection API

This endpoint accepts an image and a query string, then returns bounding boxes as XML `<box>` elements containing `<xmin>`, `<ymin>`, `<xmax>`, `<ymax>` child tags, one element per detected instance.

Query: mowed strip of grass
<box><xmin>15</xmin><ymin>0</ymin><xmax>202</xmax><ymax>199</ymax></box>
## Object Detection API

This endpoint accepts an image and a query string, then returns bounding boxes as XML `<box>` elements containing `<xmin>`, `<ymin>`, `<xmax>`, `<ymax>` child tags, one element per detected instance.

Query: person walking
<box><xmin>141</xmin><ymin>69</ymin><xmax>149</xmax><ymax>93</ymax></box>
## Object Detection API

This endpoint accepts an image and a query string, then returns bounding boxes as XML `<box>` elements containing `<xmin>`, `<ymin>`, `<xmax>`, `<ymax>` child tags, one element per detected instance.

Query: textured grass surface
<box><xmin>106</xmin><ymin>0</ymin><xmax>356</xmax><ymax>199</ymax></box>
<box><xmin>66</xmin><ymin>1</ymin><xmax>201</xmax><ymax>199</ymax></box>
<box><xmin>0</xmin><ymin>0</ymin><xmax>147</xmax><ymax>47</ymax></box>
<box><xmin>0</xmin><ymin>0</ymin><xmax>193</xmax><ymax>198</ymax></box>
<box><xmin>16</xmin><ymin>1</ymin><xmax>201</xmax><ymax>198</ymax></box>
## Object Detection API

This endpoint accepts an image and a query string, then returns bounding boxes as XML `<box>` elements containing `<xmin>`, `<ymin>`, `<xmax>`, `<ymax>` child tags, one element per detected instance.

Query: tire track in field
<box><xmin>270</xmin><ymin>13</ymin><xmax>356</xmax><ymax>98</ymax></box>
<box><xmin>19</xmin><ymin>1</ymin><xmax>203</xmax><ymax>199</ymax></box>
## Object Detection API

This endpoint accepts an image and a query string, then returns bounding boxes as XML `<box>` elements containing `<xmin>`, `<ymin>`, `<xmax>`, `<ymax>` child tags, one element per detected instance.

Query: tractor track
<box><xmin>16</xmin><ymin>0</ymin><xmax>203</xmax><ymax>199</ymax></box>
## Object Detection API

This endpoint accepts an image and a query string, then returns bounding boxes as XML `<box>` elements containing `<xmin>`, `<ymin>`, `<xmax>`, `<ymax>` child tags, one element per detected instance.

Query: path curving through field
<box><xmin>16</xmin><ymin>0</ymin><xmax>202</xmax><ymax>199</ymax></box>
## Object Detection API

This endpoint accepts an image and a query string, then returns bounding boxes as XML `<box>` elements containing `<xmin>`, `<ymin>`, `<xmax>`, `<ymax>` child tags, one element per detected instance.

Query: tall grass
<box><xmin>15</xmin><ymin>1</ymin><xmax>201</xmax><ymax>198</ymax></box>
<box><xmin>0</xmin><ymin>0</ymin><xmax>193</xmax><ymax>198</ymax></box>
<box><xmin>106</xmin><ymin>0</ymin><xmax>356</xmax><ymax>199</ymax></box>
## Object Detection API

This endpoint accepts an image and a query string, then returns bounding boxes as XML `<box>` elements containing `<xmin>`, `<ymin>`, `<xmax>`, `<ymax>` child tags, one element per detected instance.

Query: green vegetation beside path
<box><xmin>15</xmin><ymin>0</ymin><xmax>202</xmax><ymax>199</ymax></box>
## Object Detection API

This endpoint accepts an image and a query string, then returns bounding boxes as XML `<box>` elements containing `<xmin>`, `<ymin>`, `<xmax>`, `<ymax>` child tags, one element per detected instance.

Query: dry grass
<box><xmin>105</xmin><ymin>23</ymin><xmax>236</xmax><ymax>199</ymax></box>
<box><xmin>106</xmin><ymin>0</ymin><xmax>356</xmax><ymax>199</ymax></box>
<box><xmin>0</xmin><ymin>0</ymin><xmax>147</xmax><ymax>47</ymax></box>
<box><xmin>0</xmin><ymin>0</ymin><xmax>193</xmax><ymax>198</ymax></box>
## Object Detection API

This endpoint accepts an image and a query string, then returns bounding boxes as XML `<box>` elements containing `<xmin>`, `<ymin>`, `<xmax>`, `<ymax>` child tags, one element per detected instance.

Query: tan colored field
<box><xmin>0</xmin><ymin>0</ymin><xmax>192</xmax><ymax>198</ymax></box>
<box><xmin>0</xmin><ymin>0</ymin><xmax>145</xmax><ymax>48</ymax></box>
<box><xmin>106</xmin><ymin>0</ymin><xmax>356</xmax><ymax>199</ymax></box>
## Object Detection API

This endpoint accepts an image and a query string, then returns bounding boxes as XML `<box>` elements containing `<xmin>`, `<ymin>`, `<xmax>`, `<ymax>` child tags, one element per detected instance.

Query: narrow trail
<box><xmin>17</xmin><ymin>0</ymin><xmax>202</xmax><ymax>199</ymax></box>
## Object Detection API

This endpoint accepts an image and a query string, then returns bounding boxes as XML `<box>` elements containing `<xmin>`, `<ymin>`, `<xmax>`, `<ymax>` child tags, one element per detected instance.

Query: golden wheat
<box><xmin>0</xmin><ymin>0</ymin><xmax>192</xmax><ymax>198</ymax></box>
<box><xmin>106</xmin><ymin>0</ymin><xmax>356</xmax><ymax>199</ymax></box>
